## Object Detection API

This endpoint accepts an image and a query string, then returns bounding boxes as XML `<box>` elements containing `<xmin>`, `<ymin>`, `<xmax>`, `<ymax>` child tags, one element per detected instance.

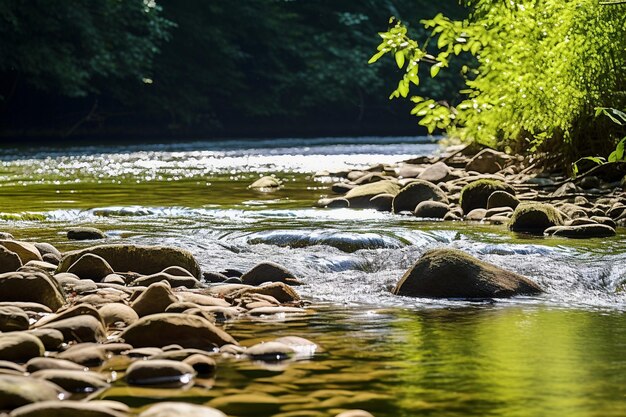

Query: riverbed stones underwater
<box><xmin>0</xmin><ymin>239</ymin><xmax>388</xmax><ymax>416</ymax></box>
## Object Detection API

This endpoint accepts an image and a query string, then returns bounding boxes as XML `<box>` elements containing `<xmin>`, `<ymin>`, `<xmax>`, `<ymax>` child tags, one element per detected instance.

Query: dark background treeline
<box><xmin>0</xmin><ymin>0</ymin><xmax>465</xmax><ymax>142</ymax></box>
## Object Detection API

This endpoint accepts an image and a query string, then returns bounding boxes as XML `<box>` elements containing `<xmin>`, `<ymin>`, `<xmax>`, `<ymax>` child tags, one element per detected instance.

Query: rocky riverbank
<box><xmin>314</xmin><ymin>145</ymin><xmax>626</xmax><ymax>238</ymax></box>
<box><xmin>0</xmin><ymin>237</ymin><xmax>387</xmax><ymax>417</ymax></box>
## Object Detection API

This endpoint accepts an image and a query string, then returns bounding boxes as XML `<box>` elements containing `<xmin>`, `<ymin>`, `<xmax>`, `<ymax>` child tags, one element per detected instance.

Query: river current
<box><xmin>1</xmin><ymin>137</ymin><xmax>625</xmax><ymax>416</ymax></box>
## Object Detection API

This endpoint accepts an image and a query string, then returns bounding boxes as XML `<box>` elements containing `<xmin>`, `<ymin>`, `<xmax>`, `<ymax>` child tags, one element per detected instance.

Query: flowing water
<box><xmin>1</xmin><ymin>136</ymin><xmax>625</xmax><ymax>416</ymax></box>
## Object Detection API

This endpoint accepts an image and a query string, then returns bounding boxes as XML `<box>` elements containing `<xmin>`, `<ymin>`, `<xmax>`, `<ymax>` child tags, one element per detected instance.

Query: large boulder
<box><xmin>0</xmin><ymin>246</ymin><xmax>22</xmax><ymax>273</ymax></box>
<box><xmin>57</xmin><ymin>244</ymin><xmax>201</xmax><ymax>278</ymax></box>
<box><xmin>119</xmin><ymin>313</ymin><xmax>237</xmax><ymax>349</ymax></box>
<box><xmin>459</xmin><ymin>179</ymin><xmax>514</xmax><ymax>214</ymax></box>
<box><xmin>393</xmin><ymin>248</ymin><xmax>542</xmax><ymax>298</ymax></box>
<box><xmin>0</xmin><ymin>271</ymin><xmax>65</xmax><ymax>311</ymax></box>
<box><xmin>392</xmin><ymin>180</ymin><xmax>448</xmax><ymax>214</ymax></box>
<box><xmin>509</xmin><ymin>203</ymin><xmax>565</xmax><ymax>234</ymax></box>
<box><xmin>343</xmin><ymin>180</ymin><xmax>400</xmax><ymax>209</ymax></box>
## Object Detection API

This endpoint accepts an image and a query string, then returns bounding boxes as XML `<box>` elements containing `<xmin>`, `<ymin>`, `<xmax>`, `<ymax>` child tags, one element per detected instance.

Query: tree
<box><xmin>370</xmin><ymin>0</ymin><xmax>626</xmax><ymax>164</ymax></box>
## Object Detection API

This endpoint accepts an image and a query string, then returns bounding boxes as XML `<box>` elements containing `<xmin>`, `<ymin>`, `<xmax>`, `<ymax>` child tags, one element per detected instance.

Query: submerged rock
<box><xmin>57</xmin><ymin>244</ymin><xmax>201</xmax><ymax>278</ymax></box>
<box><xmin>460</xmin><ymin>179</ymin><xmax>514</xmax><ymax>214</ymax></box>
<box><xmin>393</xmin><ymin>248</ymin><xmax>542</xmax><ymax>298</ymax></box>
<box><xmin>125</xmin><ymin>359</ymin><xmax>195</xmax><ymax>387</ymax></box>
<box><xmin>509</xmin><ymin>203</ymin><xmax>565</xmax><ymax>234</ymax></box>
<box><xmin>392</xmin><ymin>180</ymin><xmax>448</xmax><ymax>214</ymax></box>
<box><xmin>120</xmin><ymin>313</ymin><xmax>237</xmax><ymax>349</ymax></box>
<box><xmin>249</xmin><ymin>176</ymin><xmax>281</xmax><ymax>190</ymax></box>
<box><xmin>139</xmin><ymin>402</ymin><xmax>226</xmax><ymax>417</ymax></box>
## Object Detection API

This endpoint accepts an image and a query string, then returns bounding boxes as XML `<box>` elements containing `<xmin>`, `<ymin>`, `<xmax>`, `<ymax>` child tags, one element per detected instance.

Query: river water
<box><xmin>1</xmin><ymin>137</ymin><xmax>625</xmax><ymax>416</ymax></box>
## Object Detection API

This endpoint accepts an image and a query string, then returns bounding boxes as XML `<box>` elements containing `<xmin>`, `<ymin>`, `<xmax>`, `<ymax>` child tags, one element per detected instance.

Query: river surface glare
<box><xmin>1</xmin><ymin>136</ymin><xmax>625</xmax><ymax>417</ymax></box>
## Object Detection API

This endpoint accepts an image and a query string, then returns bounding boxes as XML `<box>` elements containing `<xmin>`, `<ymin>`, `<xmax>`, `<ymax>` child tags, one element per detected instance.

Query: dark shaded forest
<box><xmin>0</xmin><ymin>0</ymin><xmax>466</xmax><ymax>142</ymax></box>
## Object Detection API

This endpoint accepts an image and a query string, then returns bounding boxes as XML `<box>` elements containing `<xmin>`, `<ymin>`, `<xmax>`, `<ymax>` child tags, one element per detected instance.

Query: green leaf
<box><xmin>430</xmin><ymin>63</ymin><xmax>441</xmax><ymax>78</ymax></box>
<box><xmin>395</xmin><ymin>51</ymin><xmax>405</xmax><ymax>68</ymax></box>
<box><xmin>454</xmin><ymin>44</ymin><xmax>462</xmax><ymax>55</ymax></box>
<box><xmin>368</xmin><ymin>50</ymin><xmax>386</xmax><ymax>64</ymax></box>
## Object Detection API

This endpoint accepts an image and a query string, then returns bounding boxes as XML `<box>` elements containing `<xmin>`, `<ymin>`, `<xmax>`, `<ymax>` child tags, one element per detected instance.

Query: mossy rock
<box><xmin>509</xmin><ymin>203</ymin><xmax>564</xmax><ymax>234</ymax></box>
<box><xmin>392</xmin><ymin>180</ymin><xmax>448</xmax><ymax>213</ymax></box>
<box><xmin>393</xmin><ymin>248</ymin><xmax>542</xmax><ymax>298</ymax></box>
<box><xmin>57</xmin><ymin>244</ymin><xmax>201</xmax><ymax>278</ymax></box>
<box><xmin>459</xmin><ymin>179</ymin><xmax>514</xmax><ymax>214</ymax></box>
<box><xmin>344</xmin><ymin>180</ymin><xmax>400</xmax><ymax>209</ymax></box>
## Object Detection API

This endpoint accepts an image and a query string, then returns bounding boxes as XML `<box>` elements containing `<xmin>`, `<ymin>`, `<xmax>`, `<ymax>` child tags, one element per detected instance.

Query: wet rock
<box><xmin>414</xmin><ymin>201</ymin><xmax>449</xmax><ymax>219</ymax></box>
<box><xmin>42</xmin><ymin>253</ymin><xmax>61</xmax><ymax>265</ymax></box>
<box><xmin>33</xmin><ymin>243</ymin><xmax>62</xmax><ymax>261</ymax></box>
<box><xmin>392</xmin><ymin>180</ymin><xmax>448</xmax><ymax>214</ymax></box>
<box><xmin>443</xmin><ymin>211</ymin><xmax>462</xmax><ymax>221</ymax></box>
<box><xmin>119</xmin><ymin>313</ymin><xmax>237</xmax><ymax>349</ymax></box>
<box><xmin>459</xmin><ymin>180</ymin><xmax>515</xmax><ymax>214</ymax></box>
<box><xmin>0</xmin><ymin>302</ymin><xmax>50</xmax><ymax>314</ymax></box>
<box><xmin>487</xmin><ymin>190</ymin><xmax>520</xmax><ymax>210</ymax></box>
<box><xmin>579</xmin><ymin>175</ymin><xmax>601</xmax><ymax>189</ymax></box>
<box><xmin>58</xmin><ymin>244</ymin><xmax>201</xmax><ymax>279</ymax></box>
<box><xmin>40</xmin><ymin>315</ymin><xmax>106</xmax><ymax>343</ymax></box>
<box><xmin>67</xmin><ymin>227</ymin><xmax>106</xmax><ymax>241</ymax></box>
<box><xmin>485</xmin><ymin>207</ymin><xmax>513</xmax><ymax>218</ymax></box>
<box><xmin>102</xmin><ymin>274</ymin><xmax>126</xmax><ymax>285</ymax></box>
<box><xmin>397</xmin><ymin>164</ymin><xmax>423</xmax><ymax>179</ymax></box>
<box><xmin>369</xmin><ymin>193</ymin><xmax>394</xmax><ymax>212</ymax></box>
<box><xmin>207</xmin><ymin>393</ymin><xmax>281</xmax><ymax>416</ymax></box>
<box><xmin>131</xmin><ymin>282</ymin><xmax>178</xmax><ymax>317</ymax></box>
<box><xmin>465</xmin><ymin>208</ymin><xmax>487</xmax><ymax>221</ymax></box>
<box><xmin>241</xmin><ymin>262</ymin><xmax>301</xmax><ymax>286</ymax></box>
<box><xmin>139</xmin><ymin>402</ymin><xmax>226</xmax><ymax>417</ymax></box>
<box><xmin>10</xmin><ymin>400</ymin><xmax>126</xmax><ymax>417</ymax></box>
<box><xmin>246</xmin><ymin>341</ymin><xmax>294</xmax><ymax>362</ymax></box>
<box><xmin>161</xmin><ymin>266</ymin><xmax>194</xmax><ymax>277</ymax></box>
<box><xmin>203</xmin><ymin>271</ymin><xmax>229</xmax><ymax>283</ymax></box>
<box><xmin>56</xmin><ymin>345</ymin><xmax>107</xmax><ymax>367</ymax></box>
<box><xmin>176</xmin><ymin>292</ymin><xmax>230</xmax><ymax>307</ymax></box>
<box><xmin>418</xmin><ymin>161</ymin><xmax>451</xmax><ymax>183</ymax></box>
<box><xmin>0</xmin><ymin>375</ymin><xmax>66</xmax><ymax>410</ymax></box>
<box><xmin>31</xmin><ymin>369</ymin><xmax>108</xmax><ymax>393</ymax></box>
<box><xmin>318</xmin><ymin>197</ymin><xmax>350</xmax><ymax>208</ymax></box>
<box><xmin>393</xmin><ymin>248</ymin><xmax>542</xmax><ymax>298</ymax></box>
<box><xmin>607</xmin><ymin>204</ymin><xmax>626</xmax><ymax>219</ymax></box>
<box><xmin>353</xmin><ymin>172</ymin><xmax>389</xmax><ymax>185</ymax></box>
<box><xmin>552</xmin><ymin>182</ymin><xmax>578</xmax><ymax>197</ymax></box>
<box><xmin>99</xmin><ymin>303</ymin><xmax>139</xmax><ymax>328</ymax></box>
<box><xmin>249</xmin><ymin>176</ymin><xmax>281</xmax><ymax>190</ymax></box>
<box><xmin>182</xmin><ymin>354</ymin><xmax>217</xmax><ymax>377</ymax></box>
<box><xmin>127</xmin><ymin>347</ymin><xmax>163</xmax><ymax>358</ymax></box>
<box><xmin>0</xmin><ymin>333</ymin><xmax>44</xmax><ymax>361</ymax></box>
<box><xmin>465</xmin><ymin>149</ymin><xmax>511</xmax><ymax>174</ymax></box>
<box><xmin>25</xmin><ymin>357</ymin><xmax>86</xmax><ymax>373</ymax></box>
<box><xmin>0</xmin><ymin>306</ymin><xmax>29</xmax><ymax>332</ymax></box>
<box><xmin>0</xmin><ymin>246</ymin><xmax>22</xmax><ymax>273</ymax></box>
<box><xmin>132</xmin><ymin>272</ymin><xmax>198</xmax><ymax>288</ymax></box>
<box><xmin>247</xmin><ymin>306</ymin><xmax>307</xmax><ymax>316</ymax></box>
<box><xmin>0</xmin><ymin>232</ymin><xmax>14</xmax><ymax>240</ymax></box>
<box><xmin>0</xmin><ymin>241</ymin><xmax>42</xmax><ymax>264</ymax></box>
<box><xmin>509</xmin><ymin>203</ymin><xmax>565</xmax><ymax>234</ymax></box>
<box><xmin>332</xmin><ymin>183</ymin><xmax>356</xmax><ymax>194</ymax></box>
<box><xmin>23</xmin><ymin>260</ymin><xmax>57</xmax><ymax>274</ymax></box>
<box><xmin>590</xmin><ymin>216</ymin><xmax>617</xmax><ymax>228</ymax></box>
<box><xmin>0</xmin><ymin>271</ymin><xmax>65</xmax><ymax>311</ymax></box>
<box><xmin>34</xmin><ymin>303</ymin><xmax>102</xmax><ymax>328</ymax></box>
<box><xmin>125</xmin><ymin>359</ymin><xmax>195</xmax><ymax>387</ymax></box>
<box><xmin>344</xmin><ymin>180</ymin><xmax>400</xmax><ymax>209</ymax></box>
<box><xmin>66</xmin><ymin>253</ymin><xmax>114</xmax><ymax>282</ymax></box>
<box><xmin>228</xmin><ymin>282</ymin><xmax>301</xmax><ymax>304</ymax></box>
<box><xmin>547</xmin><ymin>224</ymin><xmax>617</xmax><ymax>238</ymax></box>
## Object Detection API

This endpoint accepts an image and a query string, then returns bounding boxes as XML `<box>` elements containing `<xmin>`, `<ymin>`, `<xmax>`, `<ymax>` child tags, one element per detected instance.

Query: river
<box><xmin>1</xmin><ymin>136</ymin><xmax>625</xmax><ymax>416</ymax></box>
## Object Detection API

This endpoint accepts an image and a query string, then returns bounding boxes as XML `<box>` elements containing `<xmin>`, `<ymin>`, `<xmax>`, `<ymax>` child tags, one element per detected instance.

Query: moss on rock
<box><xmin>509</xmin><ymin>203</ymin><xmax>564</xmax><ymax>234</ymax></box>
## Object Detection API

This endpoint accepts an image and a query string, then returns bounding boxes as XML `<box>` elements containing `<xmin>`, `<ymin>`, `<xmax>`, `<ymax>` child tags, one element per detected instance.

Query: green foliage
<box><xmin>370</xmin><ymin>0</ymin><xmax>626</xmax><ymax>162</ymax></box>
